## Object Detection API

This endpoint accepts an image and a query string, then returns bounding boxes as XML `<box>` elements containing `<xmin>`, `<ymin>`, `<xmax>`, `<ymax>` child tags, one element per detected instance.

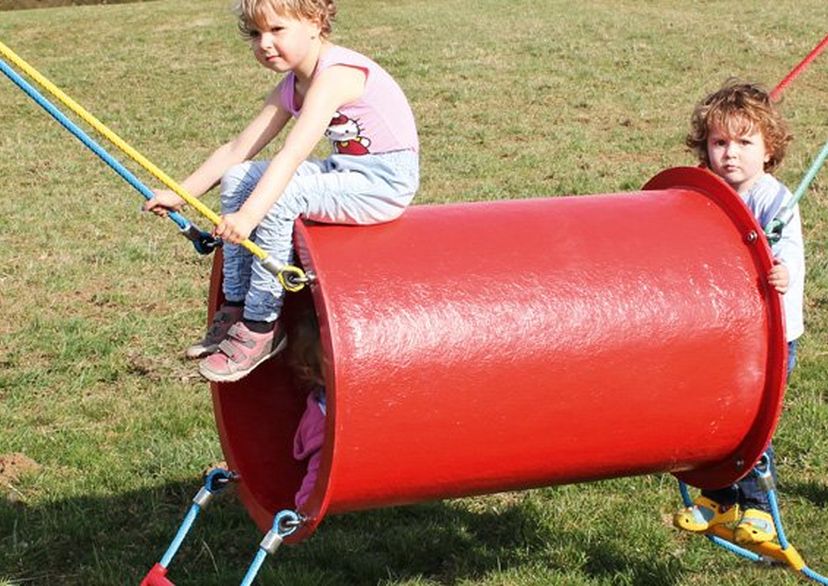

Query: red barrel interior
<box><xmin>210</xmin><ymin>166</ymin><xmax>786</xmax><ymax>542</ymax></box>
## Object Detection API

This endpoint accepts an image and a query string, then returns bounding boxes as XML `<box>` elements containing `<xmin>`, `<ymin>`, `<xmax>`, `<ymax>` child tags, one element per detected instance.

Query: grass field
<box><xmin>0</xmin><ymin>0</ymin><xmax>151</xmax><ymax>11</ymax></box>
<box><xmin>1</xmin><ymin>1</ymin><xmax>827</xmax><ymax>584</ymax></box>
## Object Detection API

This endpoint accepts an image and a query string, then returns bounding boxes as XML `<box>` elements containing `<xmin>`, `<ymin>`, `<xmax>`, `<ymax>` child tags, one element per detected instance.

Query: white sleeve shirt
<box><xmin>743</xmin><ymin>173</ymin><xmax>805</xmax><ymax>342</ymax></box>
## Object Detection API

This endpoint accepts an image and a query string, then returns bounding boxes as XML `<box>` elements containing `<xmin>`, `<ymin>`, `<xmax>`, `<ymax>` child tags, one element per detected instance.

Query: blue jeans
<box><xmin>220</xmin><ymin>150</ymin><xmax>419</xmax><ymax>321</ymax></box>
<box><xmin>702</xmin><ymin>339</ymin><xmax>798</xmax><ymax>512</ymax></box>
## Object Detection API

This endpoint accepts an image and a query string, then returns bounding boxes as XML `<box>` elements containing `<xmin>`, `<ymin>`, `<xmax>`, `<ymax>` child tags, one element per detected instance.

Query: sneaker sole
<box><xmin>185</xmin><ymin>343</ymin><xmax>219</xmax><ymax>359</ymax></box>
<box><xmin>198</xmin><ymin>337</ymin><xmax>288</xmax><ymax>383</ymax></box>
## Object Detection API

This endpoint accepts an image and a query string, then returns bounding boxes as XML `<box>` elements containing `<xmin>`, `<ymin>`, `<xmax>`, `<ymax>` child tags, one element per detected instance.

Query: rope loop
<box><xmin>204</xmin><ymin>467</ymin><xmax>239</xmax><ymax>493</ymax></box>
<box><xmin>260</xmin><ymin>256</ymin><xmax>311</xmax><ymax>292</ymax></box>
<box><xmin>279</xmin><ymin>264</ymin><xmax>312</xmax><ymax>292</ymax></box>
<box><xmin>272</xmin><ymin>509</ymin><xmax>303</xmax><ymax>538</ymax></box>
<box><xmin>240</xmin><ymin>510</ymin><xmax>304</xmax><ymax>586</ymax></box>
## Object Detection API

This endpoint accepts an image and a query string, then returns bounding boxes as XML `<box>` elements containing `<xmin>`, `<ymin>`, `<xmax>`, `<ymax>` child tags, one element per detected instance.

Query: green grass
<box><xmin>1</xmin><ymin>1</ymin><xmax>827</xmax><ymax>584</ymax></box>
<box><xmin>0</xmin><ymin>0</ymin><xmax>152</xmax><ymax>11</ymax></box>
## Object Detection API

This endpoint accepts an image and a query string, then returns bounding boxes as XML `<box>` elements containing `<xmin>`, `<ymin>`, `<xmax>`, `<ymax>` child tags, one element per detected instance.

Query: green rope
<box><xmin>792</xmin><ymin>140</ymin><xmax>828</xmax><ymax>205</ymax></box>
<box><xmin>765</xmin><ymin>139</ymin><xmax>828</xmax><ymax>244</ymax></box>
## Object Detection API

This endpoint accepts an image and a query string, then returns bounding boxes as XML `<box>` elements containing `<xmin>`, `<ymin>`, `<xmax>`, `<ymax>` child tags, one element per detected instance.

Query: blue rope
<box><xmin>803</xmin><ymin>567</ymin><xmax>828</xmax><ymax>585</ymax></box>
<box><xmin>0</xmin><ymin>57</ymin><xmax>218</xmax><ymax>254</ymax></box>
<box><xmin>159</xmin><ymin>503</ymin><xmax>201</xmax><ymax>568</ymax></box>
<box><xmin>706</xmin><ymin>532</ymin><xmax>765</xmax><ymax>563</ymax></box>
<box><xmin>240</xmin><ymin>550</ymin><xmax>269</xmax><ymax>586</ymax></box>
<box><xmin>678</xmin><ymin>480</ymin><xmax>693</xmax><ymax>506</ymax></box>
<box><xmin>766</xmin><ymin>488</ymin><xmax>791</xmax><ymax>550</ymax></box>
<box><xmin>240</xmin><ymin>509</ymin><xmax>301</xmax><ymax>586</ymax></box>
<box><xmin>766</xmin><ymin>483</ymin><xmax>828</xmax><ymax>584</ymax></box>
<box><xmin>152</xmin><ymin>469</ymin><xmax>236</xmax><ymax>572</ymax></box>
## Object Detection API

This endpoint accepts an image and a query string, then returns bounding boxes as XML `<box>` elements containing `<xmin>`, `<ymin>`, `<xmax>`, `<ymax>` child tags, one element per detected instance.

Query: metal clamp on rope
<box><xmin>763</xmin><ymin>209</ymin><xmax>793</xmax><ymax>246</ymax></box>
<box><xmin>753</xmin><ymin>453</ymin><xmax>776</xmax><ymax>492</ymax></box>
<box><xmin>764</xmin><ymin>218</ymin><xmax>784</xmax><ymax>245</ymax></box>
<box><xmin>205</xmin><ymin>468</ymin><xmax>238</xmax><ymax>492</ymax></box>
<box><xmin>239</xmin><ymin>510</ymin><xmax>304</xmax><ymax>586</ymax></box>
<box><xmin>193</xmin><ymin>468</ymin><xmax>238</xmax><ymax>507</ymax></box>
<box><xmin>259</xmin><ymin>510</ymin><xmax>303</xmax><ymax>554</ymax></box>
<box><xmin>260</xmin><ymin>257</ymin><xmax>312</xmax><ymax>292</ymax></box>
<box><xmin>180</xmin><ymin>224</ymin><xmax>222</xmax><ymax>255</ymax></box>
<box><xmin>259</xmin><ymin>530</ymin><xmax>283</xmax><ymax>555</ymax></box>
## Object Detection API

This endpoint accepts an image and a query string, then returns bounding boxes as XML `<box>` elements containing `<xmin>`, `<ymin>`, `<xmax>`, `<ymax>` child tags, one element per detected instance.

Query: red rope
<box><xmin>771</xmin><ymin>33</ymin><xmax>828</xmax><ymax>101</ymax></box>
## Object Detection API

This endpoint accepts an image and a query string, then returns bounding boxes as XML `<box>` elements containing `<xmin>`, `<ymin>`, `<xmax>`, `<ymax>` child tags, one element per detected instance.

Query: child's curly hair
<box><xmin>686</xmin><ymin>78</ymin><xmax>792</xmax><ymax>172</ymax></box>
<box><xmin>235</xmin><ymin>0</ymin><xmax>337</xmax><ymax>40</ymax></box>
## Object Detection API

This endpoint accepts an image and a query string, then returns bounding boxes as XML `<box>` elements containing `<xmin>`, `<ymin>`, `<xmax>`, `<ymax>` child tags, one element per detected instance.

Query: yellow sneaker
<box><xmin>673</xmin><ymin>496</ymin><xmax>740</xmax><ymax>533</ymax></box>
<box><xmin>734</xmin><ymin>509</ymin><xmax>776</xmax><ymax>545</ymax></box>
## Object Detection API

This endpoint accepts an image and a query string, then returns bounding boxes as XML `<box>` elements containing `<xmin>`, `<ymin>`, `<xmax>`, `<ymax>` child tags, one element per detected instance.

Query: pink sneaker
<box><xmin>198</xmin><ymin>321</ymin><xmax>286</xmax><ymax>382</ymax></box>
<box><xmin>185</xmin><ymin>304</ymin><xmax>243</xmax><ymax>359</ymax></box>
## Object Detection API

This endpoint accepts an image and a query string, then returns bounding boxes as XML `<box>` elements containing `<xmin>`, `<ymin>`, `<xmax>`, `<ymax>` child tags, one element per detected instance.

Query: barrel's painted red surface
<box><xmin>210</xmin><ymin>167</ymin><xmax>786</xmax><ymax>542</ymax></box>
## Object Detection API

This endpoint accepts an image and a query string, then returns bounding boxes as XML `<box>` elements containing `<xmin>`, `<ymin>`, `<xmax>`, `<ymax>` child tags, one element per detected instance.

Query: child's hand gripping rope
<box><xmin>0</xmin><ymin>40</ymin><xmax>308</xmax><ymax>292</ymax></box>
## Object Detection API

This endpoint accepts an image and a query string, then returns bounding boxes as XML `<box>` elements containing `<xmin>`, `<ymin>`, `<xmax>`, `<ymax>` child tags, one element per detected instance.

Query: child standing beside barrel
<box><xmin>673</xmin><ymin>79</ymin><xmax>805</xmax><ymax>545</ymax></box>
<box><xmin>145</xmin><ymin>0</ymin><xmax>419</xmax><ymax>382</ymax></box>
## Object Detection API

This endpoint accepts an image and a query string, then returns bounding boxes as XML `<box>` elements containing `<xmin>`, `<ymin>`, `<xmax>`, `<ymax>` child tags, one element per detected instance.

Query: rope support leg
<box><xmin>675</xmin><ymin>452</ymin><xmax>828</xmax><ymax>583</ymax></box>
<box><xmin>140</xmin><ymin>469</ymin><xmax>237</xmax><ymax>586</ymax></box>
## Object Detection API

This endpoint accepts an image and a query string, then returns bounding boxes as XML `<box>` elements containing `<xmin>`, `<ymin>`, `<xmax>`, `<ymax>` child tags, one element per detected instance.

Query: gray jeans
<box><xmin>220</xmin><ymin>150</ymin><xmax>419</xmax><ymax>321</ymax></box>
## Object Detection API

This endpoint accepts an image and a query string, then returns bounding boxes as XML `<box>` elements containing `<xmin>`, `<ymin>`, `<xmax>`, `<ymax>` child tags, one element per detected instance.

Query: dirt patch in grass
<box><xmin>0</xmin><ymin>453</ymin><xmax>41</xmax><ymax>486</ymax></box>
<box><xmin>0</xmin><ymin>0</ymin><xmax>154</xmax><ymax>10</ymax></box>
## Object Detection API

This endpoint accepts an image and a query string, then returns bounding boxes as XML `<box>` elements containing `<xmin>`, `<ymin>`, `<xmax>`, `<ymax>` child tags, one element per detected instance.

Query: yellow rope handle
<box><xmin>0</xmin><ymin>41</ymin><xmax>307</xmax><ymax>291</ymax></box>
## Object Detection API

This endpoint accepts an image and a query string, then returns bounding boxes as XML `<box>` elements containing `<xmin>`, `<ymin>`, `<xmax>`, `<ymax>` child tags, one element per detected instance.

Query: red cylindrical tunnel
<box><xmin>209</xmin><ymin>166</ymin><xmax>787</xmax><ymax>542</ymax></box>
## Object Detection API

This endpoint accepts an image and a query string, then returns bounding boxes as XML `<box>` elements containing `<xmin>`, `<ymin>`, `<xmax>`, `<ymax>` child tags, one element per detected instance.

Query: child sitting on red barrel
<box><xmin>145</xmin><ymin>0</ymin><xmax>419</xmax><ymax>383</ymax></box>
<box><xmin>673</xmin><ymin>79</ymin><xmax>805</xmax><ymax>545</ymax></box>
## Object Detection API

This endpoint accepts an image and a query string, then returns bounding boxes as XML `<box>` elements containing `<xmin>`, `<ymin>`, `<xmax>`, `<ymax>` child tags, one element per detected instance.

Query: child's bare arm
<box><xmin>144</xmin><ymin>89</ymin><xmax>291</xmax><ymax>216</ymax></box>
<box><xmin>215</xmin><ymin>66</ymin><xmax>366</xmax><ymax>243</ymax></box>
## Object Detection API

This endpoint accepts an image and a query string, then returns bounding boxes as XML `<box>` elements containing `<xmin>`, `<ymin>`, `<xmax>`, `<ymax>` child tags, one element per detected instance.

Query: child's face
<box><xmin>706</xmin><ymin>122</ymin><xmax>771</xmax><ymax>195</ymax></box>
<box><xmin>248</xmin><ymin>4</ymin><xmax>322</xmax><ymax>74</ymax></box>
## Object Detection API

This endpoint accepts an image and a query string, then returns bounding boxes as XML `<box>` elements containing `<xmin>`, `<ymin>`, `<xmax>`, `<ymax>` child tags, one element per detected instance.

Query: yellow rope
<box><xmin>0</xmin><ymin>41</ymin><xmax>306</xmax><ymax>291</ymax></box>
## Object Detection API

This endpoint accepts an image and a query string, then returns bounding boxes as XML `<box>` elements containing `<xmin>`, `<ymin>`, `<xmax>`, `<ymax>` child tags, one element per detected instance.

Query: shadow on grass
<box><xmin>1</xmin><ymin>482</ymin><xmax>684</xmax><ymax>585</ymax></box>
<box><xmin>785</xmin><ymin>480</ymin><xmax>828</xmax><ymax>509</ymax></box>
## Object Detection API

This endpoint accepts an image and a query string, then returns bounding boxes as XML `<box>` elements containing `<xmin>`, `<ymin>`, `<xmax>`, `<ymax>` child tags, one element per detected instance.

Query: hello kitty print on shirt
<box><xmin>325</xmin><ymin>111</ymin><xmax>372</xmax><ymax>155</ymax></box>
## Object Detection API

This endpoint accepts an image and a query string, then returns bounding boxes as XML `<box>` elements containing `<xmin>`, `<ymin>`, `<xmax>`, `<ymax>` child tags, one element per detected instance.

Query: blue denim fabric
<box><xmin>220</xmin><ymin>150</ymin><xmax>419</xmax><ymax>321</ymax></box>
<box><xmin>702</xmin><ymin>339</ymin><xmax>798</xmax><ymax>511</ymax></box>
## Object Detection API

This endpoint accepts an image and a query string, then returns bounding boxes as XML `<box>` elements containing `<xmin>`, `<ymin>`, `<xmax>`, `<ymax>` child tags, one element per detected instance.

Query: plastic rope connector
<box><xmin>140</xmin><ymin>563</ymin><xmax>175</xmax><ymax>586</ymax></box>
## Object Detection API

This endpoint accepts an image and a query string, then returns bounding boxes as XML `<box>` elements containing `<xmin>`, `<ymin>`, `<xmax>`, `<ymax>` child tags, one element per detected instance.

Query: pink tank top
<box><xmin>278</xmin><ymin>46</ymin><xmax>419</xmax><ymax>155</ymax></box>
